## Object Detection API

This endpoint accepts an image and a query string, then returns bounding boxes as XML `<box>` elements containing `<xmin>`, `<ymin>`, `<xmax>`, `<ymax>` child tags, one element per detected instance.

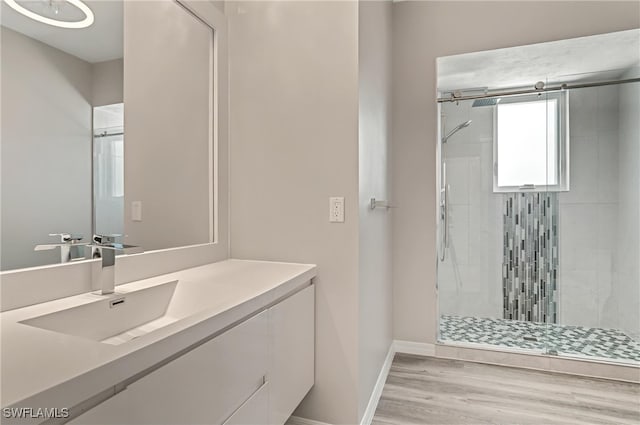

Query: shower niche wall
<box><xmin>436</xmin><ymin>29</ymin><xmax>640</xmax><ymax>366</ymax></box>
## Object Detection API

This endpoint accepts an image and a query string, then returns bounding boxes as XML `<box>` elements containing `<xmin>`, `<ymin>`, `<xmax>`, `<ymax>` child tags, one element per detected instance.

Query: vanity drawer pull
<box><xmin>109</xmin><ymin>298</ymin><xmax>125</xmax><ymax>308</ymax></box>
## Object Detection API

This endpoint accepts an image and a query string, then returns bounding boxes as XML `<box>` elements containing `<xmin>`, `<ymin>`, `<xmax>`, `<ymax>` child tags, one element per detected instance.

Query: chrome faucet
<box><xmin>34</xmin><ymin>233</ymin><xmax>86</xmax><ymax>263</ymax></box>
<box><xmin>86</xmin><ymin>234</ymin><xmax>142</xmax><ymax>295</ymax></box>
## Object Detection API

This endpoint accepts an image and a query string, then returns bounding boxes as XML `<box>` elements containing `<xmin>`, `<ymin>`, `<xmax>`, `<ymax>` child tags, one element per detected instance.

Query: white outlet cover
<box><xmin>329</xmin><ymin>197</ymin><xmax>344</xmax><ymax>223</ymax></box>
<box><xmin>132</xmin><ymin>201</ymin><xmax>143</xmax><ymax>222</ymax></box>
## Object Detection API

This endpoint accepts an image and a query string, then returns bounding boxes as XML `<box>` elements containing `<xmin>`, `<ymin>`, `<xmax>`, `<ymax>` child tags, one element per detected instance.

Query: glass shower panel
<box><xmin>492</xmin><ymin>91</ymin><xmax>559</xmax><ymax>353</ymax></box>
<box><xmin>543</xmin><ymin>71</ymin><xmax>640</xmax><ymax>364</ymax></box>
<box><xmin>438</xmin><ymin>99</ymin><xmax>511</xmax><ymax>349</ymax></box>
<box><xmin>540</xmin><ymin>88</ymin><xmax>561</xmax><ymax>356</ymax></box>
<box><xmin>437</xmin><ymin>76</ymin><xmax>639</xmax><ymax>366</ymax></box>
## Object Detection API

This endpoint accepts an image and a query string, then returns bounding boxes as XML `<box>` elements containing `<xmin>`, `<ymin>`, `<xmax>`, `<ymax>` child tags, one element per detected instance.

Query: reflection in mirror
<box><xmin>1</xmin><ymin>0</ymin><xmax>216</xmax><ymax>272</ymax></box>
<box><xmin>123</xmin><ymin>1</ymin><xmax>213</xmax><ymax>251</ymax></box>
<box><xmin>94</xmin><ymin>103</ymin><xmax>124</xmax><ymax>236</ymax></box>
<box><xmin>1</xmin><ymin>0</ymin><xmax>123</xmax><ymax>271</ymax></box>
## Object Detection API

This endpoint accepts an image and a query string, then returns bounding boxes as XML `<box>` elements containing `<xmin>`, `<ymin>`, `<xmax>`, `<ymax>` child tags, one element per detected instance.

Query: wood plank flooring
<box><xmin>372</xmin><ymin>354</ymin><xmax>640</xmax><ymax>425</ymax></box>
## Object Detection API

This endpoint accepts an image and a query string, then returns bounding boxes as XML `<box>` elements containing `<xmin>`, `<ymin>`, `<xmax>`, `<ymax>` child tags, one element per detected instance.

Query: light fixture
<box><xmin>3</xmin><ymin>0</ymin><xmax>94</xmax><ymax>29</ymax></box>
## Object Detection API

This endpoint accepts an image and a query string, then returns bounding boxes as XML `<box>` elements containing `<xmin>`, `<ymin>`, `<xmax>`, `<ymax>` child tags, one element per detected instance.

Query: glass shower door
<box><xmin>438</xmin><ymin>89</ymin><xmax>571</xmax><ymax>356</ymax></box>
<box><xmin>543</xmin><ymin>72</ymin><xmax>640</xmax><ymax>364</ymax></box>
<box><xmin>437</xmin><ymin>98</ymin><xmax>510</xmax><ymax>350</ymax></box>
<box><xmin>437</xmin><ymin>76</ymin><xmax>640</xmax><ymax>366</ymax></box>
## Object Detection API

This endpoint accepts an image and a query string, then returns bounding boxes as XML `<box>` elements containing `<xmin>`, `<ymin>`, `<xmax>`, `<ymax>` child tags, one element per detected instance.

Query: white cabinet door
<box><xmin>222</xmin><ymin>382</ymin><xmax>268</xmax><ymax>425</ymax></box>
<box><xmin>71</xmin><ymin>310</ymin><xmax>268</xmax><ymax>425</ymax></box>
<box><xmin>268</xmin><ymin>285</ymin><xmax>315</xmax><ymax>425</ymax></box>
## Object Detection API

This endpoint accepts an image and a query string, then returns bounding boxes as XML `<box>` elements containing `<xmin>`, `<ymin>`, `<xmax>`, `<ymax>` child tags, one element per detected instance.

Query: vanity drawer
<box><xmin>71</xmin><ymin>310</ymin><xmax>268</xmax><ymax>425</ymax></box>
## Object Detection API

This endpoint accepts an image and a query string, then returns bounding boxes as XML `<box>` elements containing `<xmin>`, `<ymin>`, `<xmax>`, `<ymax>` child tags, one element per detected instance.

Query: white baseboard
<box><xmin>393</xmin><ymin>340</ymin><xmax>436</xmax><ymax>357</ymax></box>
<box><xmin>286</xmin><ymin>416</ymin><xmax>333</xmax><ymax>425</ymax></box>
<box><xmin>360</xmin><ymin>344</ymin><xmax>395</xmax><ymax>425</ymax></box>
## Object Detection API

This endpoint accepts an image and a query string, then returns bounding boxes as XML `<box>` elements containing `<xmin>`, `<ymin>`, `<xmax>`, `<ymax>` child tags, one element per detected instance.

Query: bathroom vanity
<box><xmin>0</xmin><ymin>260</ymin><xmax>316</xmax><ymax>425</ymax></box>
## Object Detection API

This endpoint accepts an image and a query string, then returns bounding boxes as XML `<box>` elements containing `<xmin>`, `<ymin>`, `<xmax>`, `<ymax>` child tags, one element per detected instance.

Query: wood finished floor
<box><xmin>372</xmin><ymin>354</ymin><xmax>640</xmax><ymax>425</ymax></box>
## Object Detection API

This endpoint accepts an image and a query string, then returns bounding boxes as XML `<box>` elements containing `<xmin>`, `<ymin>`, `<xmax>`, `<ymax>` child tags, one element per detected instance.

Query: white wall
<box><xmin>92</xmin><ymin>58</ymin><xmax>123</xmax><ymax>107</ymax></box>
<box><xmin>229</xmin><ymin>2</ymin><xmax>395</xmax><ymax>422</ymax></box>
<box><xmin>228</xmin><ymin>2</ymin><xmax>360</xmax><ymax>423</ymax></box>
<box><xmin>1</xmin><ymin>27</ymin><xmax>92</xmax><ymax>270</ymax></box>
<box><xmin>392</xmin><ymin>1</ymin><xmax>640</xmax><ymax>344</ymax></box>
<box><xmin>357</xmin><ymin>0</ymin><xmax>393</xmax><ymax>420</ymax></box>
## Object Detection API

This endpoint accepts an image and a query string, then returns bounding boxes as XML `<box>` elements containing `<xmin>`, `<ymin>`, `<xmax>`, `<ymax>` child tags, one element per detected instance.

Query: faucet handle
<box><xmin>92</xmin><ymin>234</ymin><xmax>122</xmax><ymax>245</ymax></box>
<box><xmin>49</xmin><ymin>233</ymin><xmax>83</xmax><ymax>243</ymax></box>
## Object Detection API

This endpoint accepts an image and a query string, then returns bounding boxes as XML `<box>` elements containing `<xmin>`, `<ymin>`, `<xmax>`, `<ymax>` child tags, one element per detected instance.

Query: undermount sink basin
<box><xmin>20</xmin><ymin>281</ymin><xmax>179</xmax><ymax>345</ymax></box>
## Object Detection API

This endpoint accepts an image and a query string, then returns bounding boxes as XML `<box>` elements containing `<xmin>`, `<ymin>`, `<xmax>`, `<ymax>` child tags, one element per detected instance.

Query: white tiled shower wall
<box><xmin>438</xmin><ymin>84</ymin><xmax>639</xmax><ymax>340</ymax></box>
<box><xmin>613</xmin><ymin>77</ymin><xmax>640</xmax><ymax>341</ymax></box>
<box><xmin>559</xmin><ymin>86</ymin><xmax>619</xmax><ymax>331</ymax></box>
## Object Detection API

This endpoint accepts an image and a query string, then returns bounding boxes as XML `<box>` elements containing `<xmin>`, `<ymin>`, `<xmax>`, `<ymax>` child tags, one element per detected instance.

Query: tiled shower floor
<box><xmin>440</xmin><ymin>315</ymin><xmax>640</xmax><ymax>363</ymax></box>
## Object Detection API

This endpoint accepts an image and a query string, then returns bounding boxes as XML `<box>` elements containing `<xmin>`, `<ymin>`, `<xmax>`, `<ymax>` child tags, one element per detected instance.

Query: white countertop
<box><xmin>0</xmin><ymin>259</ymin><xmax>316</xmax><ymax>411</ymax></box>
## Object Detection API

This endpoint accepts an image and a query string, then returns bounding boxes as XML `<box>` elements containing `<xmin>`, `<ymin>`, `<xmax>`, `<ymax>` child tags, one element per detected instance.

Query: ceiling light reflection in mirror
<box><xmin>4</xmin><ymin>0</ymin><xmax>94</xmax><ymax>29</ymax></box>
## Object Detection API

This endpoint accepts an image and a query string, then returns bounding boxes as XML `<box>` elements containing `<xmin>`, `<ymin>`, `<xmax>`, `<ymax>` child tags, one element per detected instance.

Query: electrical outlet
<box><xmin>329</xmin><ymin>197</ymin><xmax>344</xmax><ymax>223</ymax></box>
<box><xmin>131</xmin><ymin>201</ymin><xmax>142</xmax><ymax>222</ymax></box>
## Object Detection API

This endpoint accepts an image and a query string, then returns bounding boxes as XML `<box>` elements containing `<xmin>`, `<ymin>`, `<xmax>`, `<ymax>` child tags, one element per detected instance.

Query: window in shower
<box><xmin>493</xmin><ymin>92</ymin><xmax>569</xmax><ymax>192</ymax></box>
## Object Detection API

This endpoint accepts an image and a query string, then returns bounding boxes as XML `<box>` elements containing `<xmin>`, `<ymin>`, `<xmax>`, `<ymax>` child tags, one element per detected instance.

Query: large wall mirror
<box><xmin>1</xmin><ymin>0</ymin><xmax>215</xmax><ymax>272</ymax></box>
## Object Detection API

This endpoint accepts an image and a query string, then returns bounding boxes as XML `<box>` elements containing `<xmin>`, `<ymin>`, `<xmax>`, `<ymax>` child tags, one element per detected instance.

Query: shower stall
<box><xmin>436</xmin><ymin>71</ymin><xmax>640</xmax><ymax>366</ymax></box>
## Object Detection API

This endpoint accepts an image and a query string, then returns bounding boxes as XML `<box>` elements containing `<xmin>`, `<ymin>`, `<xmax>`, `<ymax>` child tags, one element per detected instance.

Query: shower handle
<box><xmin>439</xmin><ymin>165</ymin><xmax>449</xmax><ymax>262</ymax></box>
<box><xmin>444</xmin><ymin>184</ymin><xmax>449</xmax><ymax>250</ymax></box>
<box><xmin>440</xmin><ymin>186</ymin><xmax>450</xmax><ymax>256</ymax></box>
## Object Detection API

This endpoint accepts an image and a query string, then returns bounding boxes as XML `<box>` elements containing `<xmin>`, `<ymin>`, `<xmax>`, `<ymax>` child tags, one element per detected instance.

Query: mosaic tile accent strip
<box><xmin>503</xmin><ymin>192</ymin><xmax>558</xmax><ymax>323</ymax></box>
<box><xmin>440</xmin><ymin>315</ymin><xmax>640</xmax><ymax>363</ymax></box>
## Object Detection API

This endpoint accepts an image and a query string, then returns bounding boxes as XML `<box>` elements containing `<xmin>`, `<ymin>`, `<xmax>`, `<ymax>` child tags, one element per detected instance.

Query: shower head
<box><xmin>472</xmin><ymin>98</ymin><xmax>500</xmax><ymax>107</ymax></box>
<box><xmin>442</xmin><ymin>120</ymin><xmax>472</xmax><ymax>144</ymax></box>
